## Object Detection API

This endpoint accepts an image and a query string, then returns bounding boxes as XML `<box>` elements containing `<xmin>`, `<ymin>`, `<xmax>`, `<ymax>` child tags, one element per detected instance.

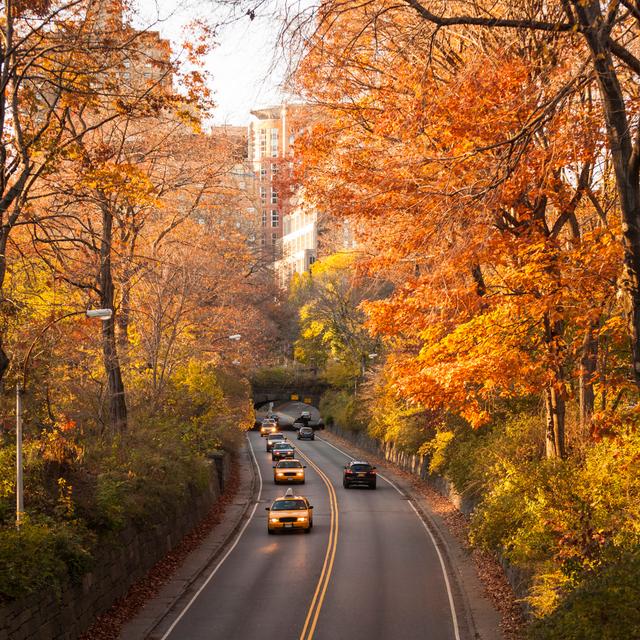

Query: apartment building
<box><xmin>276</xmin><ymin>201</ymin><xmax>318</xmax><ymax>288</ymax></box>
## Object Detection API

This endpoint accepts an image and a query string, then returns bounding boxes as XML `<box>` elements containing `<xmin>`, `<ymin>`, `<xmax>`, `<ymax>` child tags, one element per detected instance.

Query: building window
<box><xmin>260</xmin><ymin>167</ymin><xmax>267</xmax><ymax>180</ymax></box>
<box><xmin>271</xmin><ymin>128</ymin><xmax>279</xmax><ymax>157</ymax></box>
<box><xmin>271</xmin><ymin>210</ymin><xmax>279</xmax><ymax>227</ymax></box>
<box><xmin>271</xmin><ymin>188</ymin><xmax>278</xmax><ymax>204</ymax></box>
<box><xmin>271</xmin><ymin>162</ymin><xmax>278</xmax><ymax>174</ymax></box>
<box><xmin>272</xmin><ymin>233</ymin><xmax>278</xmax><ymax>247</ymax></box>
<box><xmin>259</xmin><ymin>129</ymin><xmax>267</xmax><ymax>157</ymax></box>
<box><xmin>260</xmin><ymin>186</ymin><xmax>266</xmax><ymax>203</ymax></box>
<box><xmin>261</xmin><ymin>236</ymin><xmax>266</xmax><ymax>247</ymax></box>
<box><xmin>262</xmin><ymin>210</ymin><xmax>267</xmax><ymax>226</ymax></box>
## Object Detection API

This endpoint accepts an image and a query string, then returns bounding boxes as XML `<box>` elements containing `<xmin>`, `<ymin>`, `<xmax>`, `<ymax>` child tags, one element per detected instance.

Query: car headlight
<box><xmin>297</xmin><ymin>517</ymin><xmax>307</xmax><ymax>522</ymax></box>
<box><xmin>296</xmin><ymin>472</ymin><xmax>303</xmax><ymax>475</ymax></box>
<box><xmin>270</xmin><ymin>518</ymin><xmax>279</xmax><ymax>523</ymax></box>
<box><xmin>276</xmin><ymin>472</ymin><xmax>285</xmax><ymax>476</ymax></box>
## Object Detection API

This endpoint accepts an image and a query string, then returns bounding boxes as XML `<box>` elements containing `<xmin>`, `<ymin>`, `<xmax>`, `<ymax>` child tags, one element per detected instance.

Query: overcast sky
<box><xmin>136</xmin><ymin>0</ymin><xmax>287</xmax><ymax>125</ymax></box>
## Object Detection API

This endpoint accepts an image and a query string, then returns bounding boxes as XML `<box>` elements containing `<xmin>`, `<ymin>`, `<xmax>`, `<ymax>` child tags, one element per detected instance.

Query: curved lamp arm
<box><xmin>19</xmin><ymin>308</ymin><xmax>112</xmax><ymax>392</ymax></box>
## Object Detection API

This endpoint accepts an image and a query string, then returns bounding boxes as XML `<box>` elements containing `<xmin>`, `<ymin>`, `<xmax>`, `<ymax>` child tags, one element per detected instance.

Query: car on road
<box><xmin>260</xmin><ymin>419</ymin><xmax>278</xmax><ymax>437</ymax></box>
<box><xmin>273</xmin><ymin>459</ymin><xmax>306</xmax><ymax>484</ymax></box>
<box><xmin>293</xmin><ymin>410</ymin><xmax>312</xmax><ymax>430</ymax></box>
<box><xmin>266</xmin><ymin>433</ymin><xmax>286</xmax><ymax>452</ymax></box>
<box><xmin>297</xmin><ymin>426</ymin><xmax>315</xmax><ymax>440</ymax></box>
<box><xmin>343</xmin><ymin>461</ymin><xmax>377</xmax><ymax>489</ymax></box>
<box><xmin>272</xmin><ymin>442</ymin><xmax>295</xmax><ymax>462</ymax></box>
<box><xmin>266</xmin><ymin>490</ymin><xmax>313</xmax><ymax>533</ymax></box>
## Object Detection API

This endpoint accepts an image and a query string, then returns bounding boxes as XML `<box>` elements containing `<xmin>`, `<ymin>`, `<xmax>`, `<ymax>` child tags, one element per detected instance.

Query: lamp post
<box><xmin>16</xmin><ymin>308</ymin><xmax>112</xmax><ymax>528</ymax></box>
<box><xmin>355</xmin><ymin>352</ymin><xmax>379</xmax><ymax>395</ymax></box>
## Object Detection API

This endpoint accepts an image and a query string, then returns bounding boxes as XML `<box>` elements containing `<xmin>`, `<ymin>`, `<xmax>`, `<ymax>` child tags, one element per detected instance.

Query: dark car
<box><xmin>272</xmin><ymin>442</ymin><xmax>295</xmax><ymax>462</ymax></box>
<box><xmin>266</xmin><ymin>433</ymin><xmax>286</xmax><ymax>452</ymax></box>
<box><xmin>297</xmin><ymin>426</ymin><xmax>315</xmax><ymax>440</ymax></box>
<box><xmin>343</xmin><ymin>461</ymin><xmax>377</xmax><ymax>489</ymax></box>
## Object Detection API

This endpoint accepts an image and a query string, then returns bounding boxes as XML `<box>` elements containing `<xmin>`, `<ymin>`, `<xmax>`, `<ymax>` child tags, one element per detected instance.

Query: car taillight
<box><xmin>345</xmin><ymin>470</ymin><xmax>353</xmax><ymax>475</ymax></box>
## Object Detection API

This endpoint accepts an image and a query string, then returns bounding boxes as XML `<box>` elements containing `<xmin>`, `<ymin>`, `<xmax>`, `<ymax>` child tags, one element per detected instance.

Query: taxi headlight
<box><xmin>297</xmin><ymin>517</ymin><xmax>307</xmax><ymax>522</ymax></box>
<box><xmin>270</xmin><ymin>518</ymin><xmax>279</xmax><ymax>523</ymax></box>
<box><xmin>276</xmin><ymin>472</ymin><xmax>285</xmax><ymax>476</ymax></box>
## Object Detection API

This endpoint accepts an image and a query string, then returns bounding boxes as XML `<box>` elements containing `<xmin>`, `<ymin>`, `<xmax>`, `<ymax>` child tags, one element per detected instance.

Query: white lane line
<box><xmin>160</xmin><ymin>434</ymin><xmax>263</xmax><ymax>640</ymax></box>
<box><xmin>316</xmin><ymin>435</ymin><xmax>461</xmax><ymax>640</ymax></box>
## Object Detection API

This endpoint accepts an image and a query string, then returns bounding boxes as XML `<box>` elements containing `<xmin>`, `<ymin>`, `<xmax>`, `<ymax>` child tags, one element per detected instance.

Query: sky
<box><xmin>135</xmin><ymin>0</ymin><xmax>288</xmax><ymax>125</ymax></box>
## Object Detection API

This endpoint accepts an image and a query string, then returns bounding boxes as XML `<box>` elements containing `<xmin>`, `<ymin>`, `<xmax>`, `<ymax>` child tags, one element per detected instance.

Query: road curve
<box><xmin>158</xmin><ymin>429</ymin><xmax>460</xmax><ymax>640</ymax></box>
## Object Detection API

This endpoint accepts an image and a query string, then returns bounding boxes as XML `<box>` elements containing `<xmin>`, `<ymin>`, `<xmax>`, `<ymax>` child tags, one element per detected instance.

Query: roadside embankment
<box><xmin>0</xmin><ymin>454</ymin><xmax>232</xmax><ymax>640</ymax></box>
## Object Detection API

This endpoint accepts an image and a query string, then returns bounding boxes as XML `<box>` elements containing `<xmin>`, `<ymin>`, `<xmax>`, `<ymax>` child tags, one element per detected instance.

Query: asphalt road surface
<box><xmin>159</xmin><ymin>406</ymin><xmax>460</xmax><ymax>640</ymax></box>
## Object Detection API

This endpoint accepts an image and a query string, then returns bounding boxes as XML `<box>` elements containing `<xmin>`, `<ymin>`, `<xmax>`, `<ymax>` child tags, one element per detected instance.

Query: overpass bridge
<box><xmin>251</xmin><ymin>378</ymin><xmax>328</xmax><ymax>410</ymax></box>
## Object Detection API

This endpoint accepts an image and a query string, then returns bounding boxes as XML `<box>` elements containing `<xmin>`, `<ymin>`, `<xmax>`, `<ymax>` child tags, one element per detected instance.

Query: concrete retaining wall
<box><xmin>0</xmin><ymin>454</ymin><xmax>232</xmax><ymax>640</ymax></box>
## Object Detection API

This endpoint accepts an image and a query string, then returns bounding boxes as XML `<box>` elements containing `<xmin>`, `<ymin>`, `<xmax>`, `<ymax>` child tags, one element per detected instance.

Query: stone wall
<box><xmin>327</xmin><ymin>425</ymin><xmax>532</xmax><ymax>606</ymax></box>
<box><xmin>0</xmin><ymin>454</ymin><xmax>232</xmax><ymax>640</ymax></box>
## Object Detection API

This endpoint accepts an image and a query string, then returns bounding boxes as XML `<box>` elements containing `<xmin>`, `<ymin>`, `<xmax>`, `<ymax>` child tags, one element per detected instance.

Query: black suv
<box><xmin>343</xmin><ymin>461</ymin><xmax>377</xmax><ymax>489</ymax></box>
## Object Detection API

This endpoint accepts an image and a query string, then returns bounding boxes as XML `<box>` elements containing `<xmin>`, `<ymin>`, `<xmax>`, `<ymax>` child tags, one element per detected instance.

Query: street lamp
<box><xmin>207</xmin><ymin>333</ymin><xmax>241</xmax><ymax>347</ymax></box>
<box><xmin>16</xmin><ymin>308</ymin><xmax>112</xmax><ymax>527</ymax></box>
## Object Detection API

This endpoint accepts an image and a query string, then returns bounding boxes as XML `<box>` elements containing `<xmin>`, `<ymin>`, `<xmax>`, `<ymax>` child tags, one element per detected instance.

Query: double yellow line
<box><xmin>296</xmin><ymin>446</ymin><xmax>339</xmax><ymax>640</ymax></box>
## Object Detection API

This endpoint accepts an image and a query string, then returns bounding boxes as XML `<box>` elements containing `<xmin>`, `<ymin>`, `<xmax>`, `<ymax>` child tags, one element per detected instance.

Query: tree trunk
<box><xmin>543</xmin><ymin>311</ymin><xmax>566</xmax><ymax>458</ymax></box>
<box><xmin>0</xmin><ymin>336</ymin><xmax>8</xmax><ymax>383</ymax></box>
<box><xmin>0</xmin><ymin>228</ymin><xmax>11</xmax><ymax>383</ymax></box>
<box><xmin>545</xmin><ymin>385</ymin><xmax>566</xmax><ymax>459</ymax></box>
<box><xmin>575</xmin><ymin>2</ymin><xmax>640</xmax><ymax>386</ymax></box>
<box><xmin>579</xmin><ymin>320</ymin><xmax>598</xmax><ymax>434</ymax></box>
<box><xmin>117</xmin><ymin>278</ymin><xmax>131</xmax><ymax>356</ymax></box>
<box><xmin>100</xmin><ymin>201</ymin><xmax>127</xmax><ymax>432</ymax></box>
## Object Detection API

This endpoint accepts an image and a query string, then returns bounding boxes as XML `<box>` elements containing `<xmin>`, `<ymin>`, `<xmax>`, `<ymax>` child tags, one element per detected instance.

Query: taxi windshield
<box><xmin>277</xmin><ymin>460</ymin><xmax>302</xmax><ymax>468</ymax></box>
<box><xmin>272</xmin><ymin>499</ymin><xmax>307</xmax><ymax>511</ymax></box>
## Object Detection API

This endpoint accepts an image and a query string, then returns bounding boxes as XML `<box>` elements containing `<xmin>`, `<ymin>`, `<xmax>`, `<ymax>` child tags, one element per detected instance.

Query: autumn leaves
<box><xmin>289</xmin><ymin>1</ymin><xmax>637</xmax><ymax>458</ymax></box>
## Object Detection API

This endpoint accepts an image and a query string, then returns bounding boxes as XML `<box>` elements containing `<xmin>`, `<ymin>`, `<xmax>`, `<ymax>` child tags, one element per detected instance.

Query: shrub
<box><xmin>529</xmin><ymin>548</ymin><xmax>640</xmax><ymax>640</ymax></box>
<box><xmin>0</xmin><ymin>518</ymin><xmax>94</xmax><ymax>599</ymax></box>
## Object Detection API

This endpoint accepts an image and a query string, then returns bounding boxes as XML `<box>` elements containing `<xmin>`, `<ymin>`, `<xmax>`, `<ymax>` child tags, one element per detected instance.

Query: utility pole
<box><xmin>16</xmin><ymin>384</ymin><xmax>24</xmax><ymax>528</ymax></box>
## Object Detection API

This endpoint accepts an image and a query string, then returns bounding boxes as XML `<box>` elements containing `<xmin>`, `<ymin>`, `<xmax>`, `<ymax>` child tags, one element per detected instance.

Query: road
<box><xmin>158</xmin><ymin>403</ymin><xmax>460</xmax><ymax>640</ymax></box>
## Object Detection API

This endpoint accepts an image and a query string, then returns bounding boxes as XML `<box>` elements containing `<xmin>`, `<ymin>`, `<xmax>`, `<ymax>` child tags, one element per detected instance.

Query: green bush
<box><xmin>0</xmin><ymin>518</ymin><xmax>94</xmax><ymax>599</ymax></box>
<box><xmin>529</xmin><ymin>548</ymin><xmax>640</xmax><ymax>640</ymax></box>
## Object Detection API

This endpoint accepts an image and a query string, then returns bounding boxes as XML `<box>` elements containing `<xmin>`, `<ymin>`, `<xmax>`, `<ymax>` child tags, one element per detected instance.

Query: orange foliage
<box><xmin>292</xmin><ymin>6</ymin><xmax>628</xmax><ymax>454</ymax></box>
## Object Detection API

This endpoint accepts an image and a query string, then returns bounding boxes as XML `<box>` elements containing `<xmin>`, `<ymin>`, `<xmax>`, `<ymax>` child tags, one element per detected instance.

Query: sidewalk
<box><xmin>118</xmin><ymin>439</ymin><xmax>257</xmax><ymax>640</ymax></box>
<box><xmin>318</xmin><ymin>430</ymin><xmax>504</xmax><ymax>640</ymax></box>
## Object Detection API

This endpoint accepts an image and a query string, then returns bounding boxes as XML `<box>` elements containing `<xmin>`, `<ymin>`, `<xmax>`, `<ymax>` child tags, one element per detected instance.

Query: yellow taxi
<box><xmin>266</xmin><ymin>489</ymin><xmax>314</xmax><ymax>534</ymax></box>
<box><xmin>260</xmin><ymin>419</ymin><xmax>278</xmax><ymax>437</ymax></box>
<box><xmin>273</xmin><ymin>459</ymin><xmax>306</xmax><ymax>484</ymax></box>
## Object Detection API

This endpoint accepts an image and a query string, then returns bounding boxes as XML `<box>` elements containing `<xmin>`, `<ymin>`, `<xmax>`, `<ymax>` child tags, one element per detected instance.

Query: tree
<box><xmin>280</xmin><ymin>0</ymin><xmax>640</xmax><ymax>389</ymax></box>
<box><xmin>289</xmin><ymin>3</ymin><xmax>627</xmax><ymax>456</ymax></box>
<box><xmin>292</xmin><ymin>252</ymin><xmax>384</xmax><ymax>382</ymax></box>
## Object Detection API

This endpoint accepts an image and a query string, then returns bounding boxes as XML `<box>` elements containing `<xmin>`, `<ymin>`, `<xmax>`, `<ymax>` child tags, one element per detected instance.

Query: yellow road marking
<box><xmin>295</xmin><ymin>446</ymin><xmax>339</xmax><ymax>640</ymax></box>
